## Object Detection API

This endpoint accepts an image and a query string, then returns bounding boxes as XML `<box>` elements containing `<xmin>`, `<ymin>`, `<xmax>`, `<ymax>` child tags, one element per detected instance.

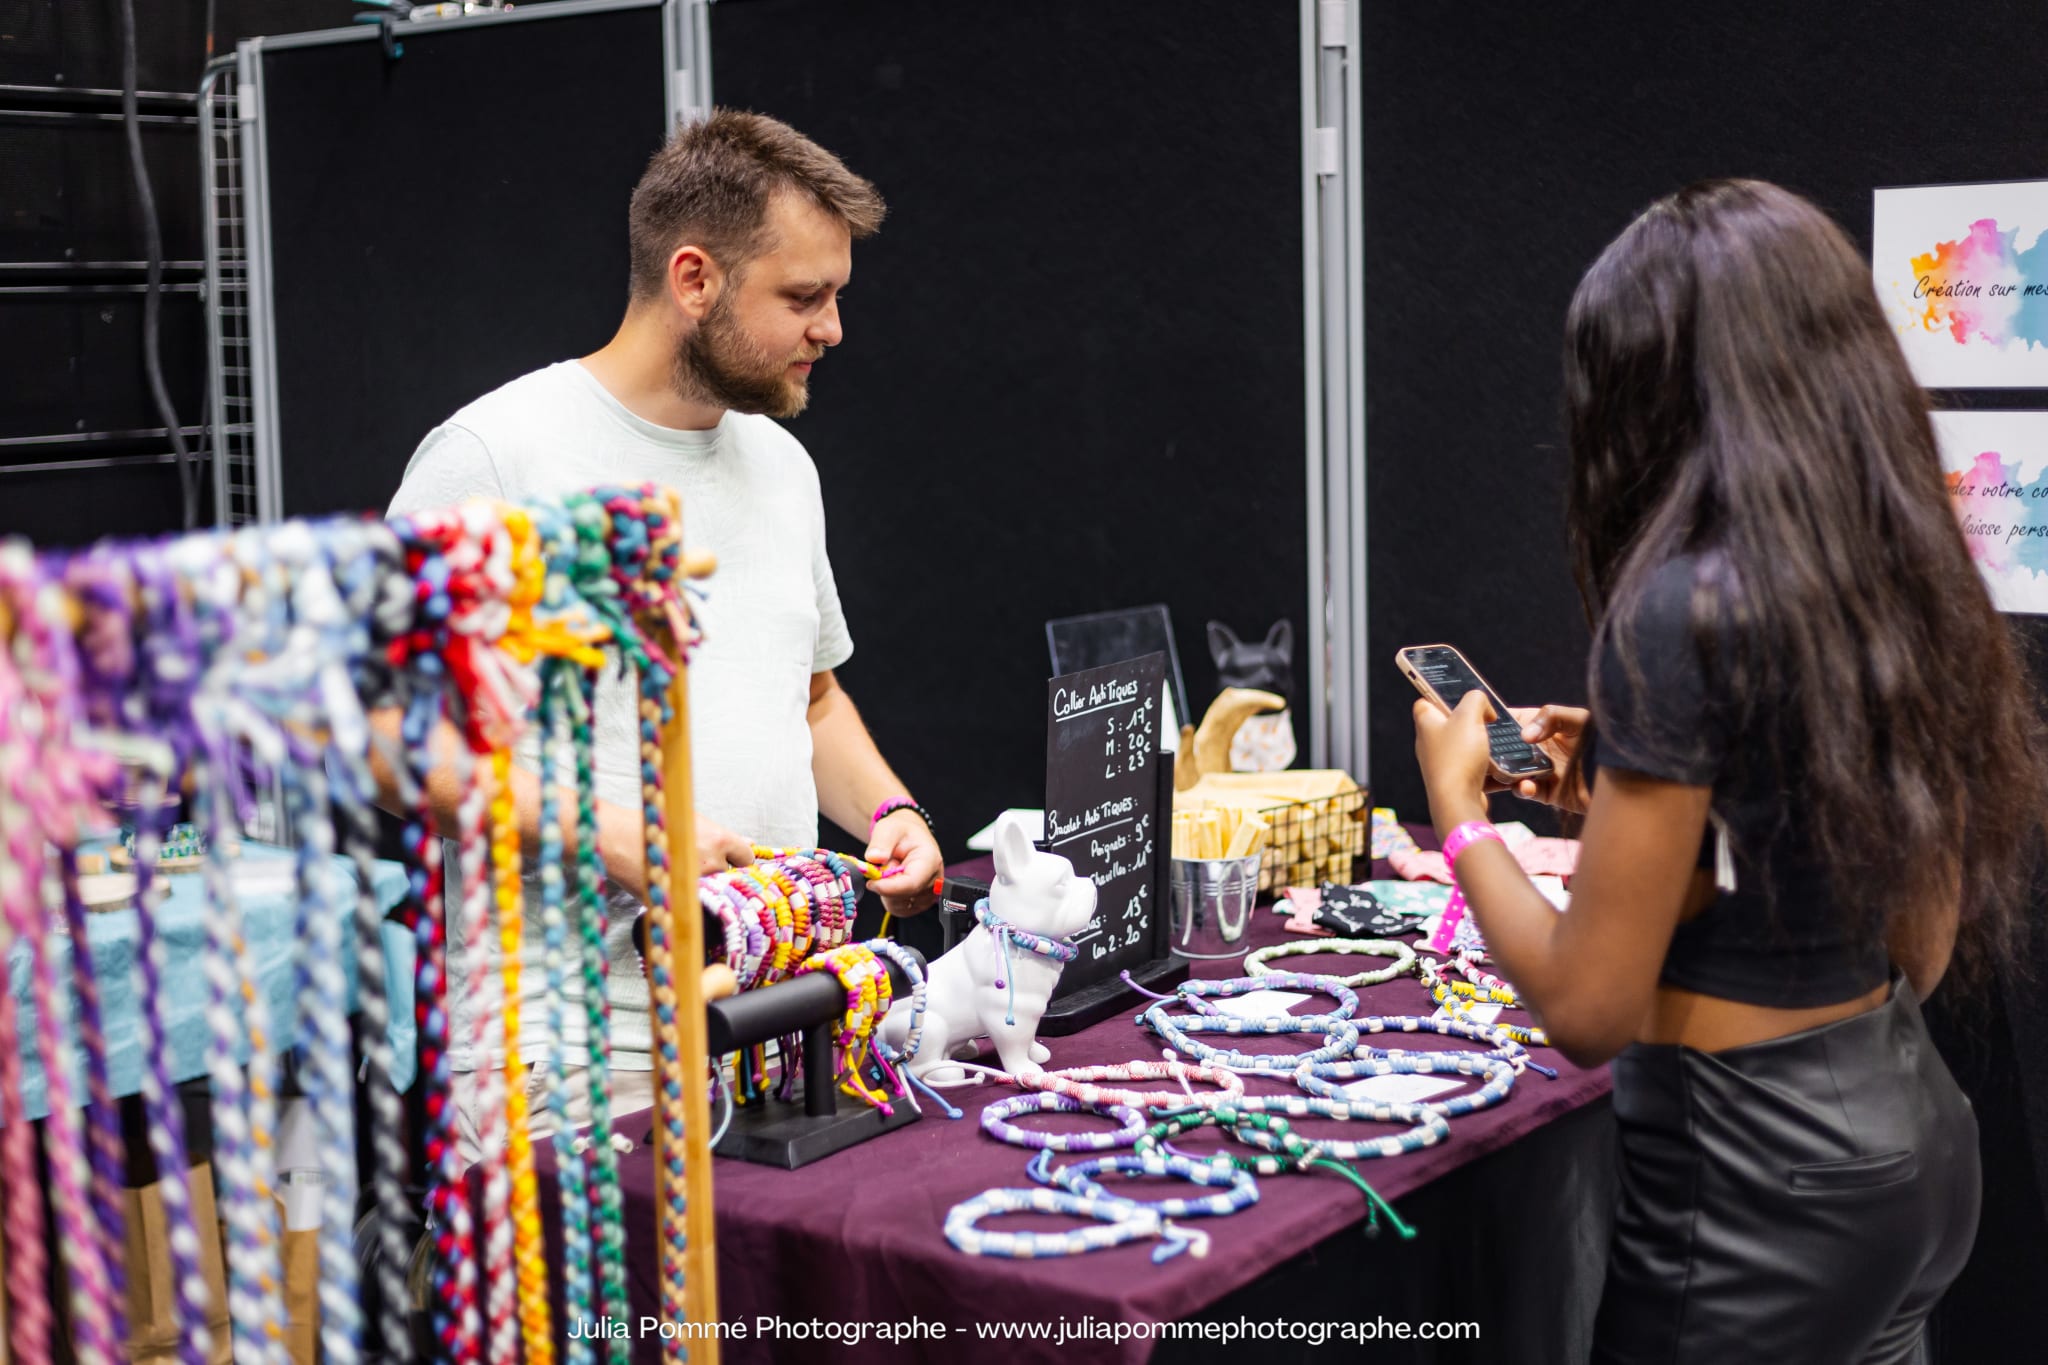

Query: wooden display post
<box><xmin>656</xmin><ymin>537</ymin><xmax>722</xmax><ymax>1355</ymax></box>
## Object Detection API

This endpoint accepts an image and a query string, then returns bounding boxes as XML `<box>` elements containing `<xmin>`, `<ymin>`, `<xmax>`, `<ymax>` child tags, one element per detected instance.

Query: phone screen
<box><xmin>1401</xmin><ymin>645</ymin><xmax>1551</xmax><ymax>776</ymax></box>
<box><xmin>1405</xmin><ymin>646</ymin><xmax>1511</xmax><ymax>717</ymax></box>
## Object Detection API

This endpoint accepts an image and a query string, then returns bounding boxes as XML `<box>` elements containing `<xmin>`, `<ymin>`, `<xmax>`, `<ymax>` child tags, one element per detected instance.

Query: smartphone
<box><xmin>1395</xmin><ymin>644</ymin><xmax>1554</xmax><ymax>781</ymax></box>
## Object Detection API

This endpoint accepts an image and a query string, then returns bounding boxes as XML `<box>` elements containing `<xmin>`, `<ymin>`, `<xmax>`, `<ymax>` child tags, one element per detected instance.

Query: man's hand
<box><xmin>808</xmin><ymin>669</ymin><xmax>941</xmax><ymax>913</ymax></box>
<box><xmin>866</xmin><ymin>809</ymin><xmax>943</xmax><ymax>916</ymax></box>
<box><xmin>695</xmin><ymin>815</ymin><xmax>755</xmax><ymax>878</ymax></box>
<box><xmin>596</xmin><ymin>805</ymin><xmax>754</xmax><ymax>901</ymax></box>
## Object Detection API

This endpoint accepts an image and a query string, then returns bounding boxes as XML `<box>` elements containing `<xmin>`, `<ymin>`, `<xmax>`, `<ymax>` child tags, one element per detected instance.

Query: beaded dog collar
<box><xmin>1294</xmin><ymin>1050</ymin><xmax>1519</xmax><ymax>1120</ymax></box>
<box><xmin>1013</xmin><ymin>1056</ymin><xmax>1246</xmax><ymax>1112</ymax></box>
<box><xmin>1417</xmin><ymin>957</ymin><xmax>1550</xmax><ymax>1049</ymax></box>
<box><xmin>1026</xmin><ymin>1148</ymin><xmax>1259</xmax><ymax>1220</ymax></box>
<box><xmin>975</xmin><ymin>898</ymin><xmax>1079</xmax><ymax>1026</ymax></box>
<box><xmin>980</xmin><ymin>1092</ymin><xmax>1146</xmax><ymax>1153</ymax></box>
<box><xmin>1225</xmin><ymin>1091</ymin><xmax>1451</xmax><ymax>1160</ymax></box>
<box><xmin>1241</xmin><ymin>937</ymin><xmax>1418</xmax><ymax>988</ymax></box>
<box><xmin>974</xmin><ymin>898</ymin><xmax>1080</xmax><ymax>962</ymax></box>
<box><xmin>1138</xmin><ymin>1006</ymin><xmax>1362</xmax><ymax>1076</ymax></box>
<box><xmin>944</xmin><ymin>1185</ymin><xmax>1207</xmax><ymax>1264</ymax></box>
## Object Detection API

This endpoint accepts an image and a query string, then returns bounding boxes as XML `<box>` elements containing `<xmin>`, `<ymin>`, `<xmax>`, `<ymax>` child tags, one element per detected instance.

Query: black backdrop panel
<box><xmin>1360</xmin><ymin>0</ymin><xmax>2048</xmax><ymax>821</ymax></box>
<box><xmin>709</xmin><ymin>0</ymin><xmax>1307</xmax><ymax>860</ymax></box>
<box><xmin>0</xmin><ymin>291</ymin><xmax>206</xmax><ymax>440</ymax></box>
<box><xmin>260</xmin><ymin>4</ymin><xmax>669</xmax><ymax>517</ymax></box>
<box><xmin>0</xmin><ymin>116</ymin><xmax>201</xmax><ymax>265</ymax></box>
<box><xmin>0</xmin><ymin>462</ymin><xmax>212</xmax><ymax>542</ymax></box>
<box><xmin>0</xmin><ymin>2</ymin><xmax>375</xmax><ymax>92</ymax></box>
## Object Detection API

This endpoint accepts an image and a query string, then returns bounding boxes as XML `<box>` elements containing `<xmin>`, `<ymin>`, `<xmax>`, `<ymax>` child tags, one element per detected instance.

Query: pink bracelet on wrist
<box><xmin>1441</xmin><ymin>820</ymin><xmax>1504</xmax><ymax>869</ymax></box>
<box><xmin>869</xmin><ymin>797</ymin><xmax>934</xmax><ymax>838</ymax></box>
<box><xmin>1427</xmin><ymin>821</ymin><xmax>1503</xmax><ymax>954</ymax></box>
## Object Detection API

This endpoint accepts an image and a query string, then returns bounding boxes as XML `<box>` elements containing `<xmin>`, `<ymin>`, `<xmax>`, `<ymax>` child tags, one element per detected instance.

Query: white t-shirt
<box><xmin>388</xmin><ymin>359</ymin><xmax>854</xmax><ymax>1071</ymax></box>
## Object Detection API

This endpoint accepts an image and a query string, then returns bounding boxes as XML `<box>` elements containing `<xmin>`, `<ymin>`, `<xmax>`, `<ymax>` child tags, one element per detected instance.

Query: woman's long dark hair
<box><xmin>1564</xmin><ymin>178</ymin><xmax>2046</xmax><ymax>985</ymax></box>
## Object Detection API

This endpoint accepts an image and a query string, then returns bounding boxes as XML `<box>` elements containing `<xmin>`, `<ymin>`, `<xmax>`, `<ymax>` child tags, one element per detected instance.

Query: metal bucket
<box><xmin>1169</xmin><ymin>855</ymin><xmax>1261</xmax><ymax>960</ymax></box>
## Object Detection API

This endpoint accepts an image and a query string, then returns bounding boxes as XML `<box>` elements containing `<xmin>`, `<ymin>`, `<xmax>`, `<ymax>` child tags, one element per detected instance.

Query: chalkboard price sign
<box><xmin>1038</xmin><ymin>651</ymin><xmax>1184</xmax><ymax>1031</ymax></box>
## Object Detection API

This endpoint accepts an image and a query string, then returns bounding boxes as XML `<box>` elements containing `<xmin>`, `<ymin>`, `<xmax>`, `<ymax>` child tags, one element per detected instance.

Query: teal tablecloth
<box><xmin>4</xmin><ymin>840</ymin><xmax>414</xmax><ymax>1123</ymax></box>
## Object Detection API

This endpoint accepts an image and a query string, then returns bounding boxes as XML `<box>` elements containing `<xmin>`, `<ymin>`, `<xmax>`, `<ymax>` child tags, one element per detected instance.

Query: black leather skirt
<box><xmin>1592</xmin><ymin>977</ymin><xmax>1979</xmax><ymax>1365</ymax></box>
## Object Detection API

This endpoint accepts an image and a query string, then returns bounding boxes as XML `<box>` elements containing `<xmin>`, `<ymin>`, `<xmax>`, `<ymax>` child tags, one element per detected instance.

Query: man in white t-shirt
<box><xmin>376</xmin><ymin>110</ymin><xmax>942</xmax><ymax>1150</ymax></box>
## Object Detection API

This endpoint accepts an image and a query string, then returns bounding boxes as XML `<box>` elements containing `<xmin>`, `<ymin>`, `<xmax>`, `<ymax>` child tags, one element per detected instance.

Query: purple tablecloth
<box><xmin>533</xmin><ymin>838</ymin><xmax>1612</xmax><ymax>1363</ymax></box>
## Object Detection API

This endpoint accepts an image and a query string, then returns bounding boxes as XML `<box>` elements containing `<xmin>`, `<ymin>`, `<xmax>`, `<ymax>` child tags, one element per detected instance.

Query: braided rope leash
<box><xmin>633</xmin><ymin>498</ymin><xmax>692</xmax><ymax>1354</ymax></box>
<box><xmin>233</xmin><ymin>527</ymin><xmax>368</xmax><ymax>1365</ymax></box>
<box><xmin>225</xmin><ymin>528</ymin><xmax>306</xmax><ymax>1365</ymax></box>
<box><xmin>266</xmin><ymin>522</ymin><xmax>369</xmax><ymax>1365</ymax></box>
<box><xmin>568</xmin><ymin>667</ymin><xmax>630</xmax><ymax>1364</ymax></box>
<box><xmin>68</xmin><ymin>548</ymin><xmax>169</xmax><ymax>1344</ymax></box>
<box><xmin>480</xmin><ymin>505</ymin><xmax>560</xmax><ymax>1365</ymax></box>
<box><xmin>12</xmin><ymin>548</ymin><xmax>129</xmax><ymax>1342</ymax></box>
<box><xmin>390</xmin><ymin>511</ymin><xmax>483</xmax><ymax>1364</ymax></box>
<box><xmin>489</xmin><ymin>746</ymin><xmax>549</xmax><ymax>1362</ymax></box>
<box><xmin>528</xmin><ymin>499</ymin><xmax>613</xmax><ymax>1365</ymax></box>
<box><xmin>0</xmin><ymin>547</ymin><xmax>123</xmax><ymax>1359</ymax></box>
<box><xmin>436</xmin><ymin>500</ymin><xmax>528</xmax><ymax>1365</ymax></box>
<box><xmin>588</xmin><ymin>485</ymin><xmax>696</xmax><ymax>1354</ymax></box>
<box><xmin>117</xmin><ymin>548</ymin><xmax>214</xmax><ymax>1364</ymax></box>
<box><xmin>334</xmin><ymin>521</ymin><xmax>419</xmax><ymax>1364</ymax></box>
<box><xmin>538</xmin><ymin>666</ymin><xmax>595</xmax><ymax>1365</ymax></box>
<box><xmin>287</xmin><ymin>752</ymin><xmax>366</xmax><ymax>1365</ymax></box>
<box><xmin>454</xmin><ymin>729</ymin><xmax>513</xmax><ymax>1360</ymax></box>
<box><xmin>335</xmin><ymin>763</ymin><xmax>416</xmax><ymax>1362</ymax></box>
<box><xmin>59</xmin><ymin>846</ymin><xmax>131</xmax><ymax>1345</ymax></box>
<box><xmin>553</xmin><ymin>493</ymin><xmax>634</xmax><ymax>1358</ymax></box>
<box><xmin>177</xmin><ymin>528</ymin><xmax>290</xmax><ymax>1365</ymax></box>
<box><xmin>0</xmin><ymin>612</ymin><xmax>55</xmax><ymax>1365</ymax></box>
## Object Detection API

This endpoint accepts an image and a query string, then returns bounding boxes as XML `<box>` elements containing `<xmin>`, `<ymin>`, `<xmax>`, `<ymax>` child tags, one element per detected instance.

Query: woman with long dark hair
<box><xmin>1411</xmin><ymin>178</ymin><xmax>2048</xmax><ymax>1362</ymax></box>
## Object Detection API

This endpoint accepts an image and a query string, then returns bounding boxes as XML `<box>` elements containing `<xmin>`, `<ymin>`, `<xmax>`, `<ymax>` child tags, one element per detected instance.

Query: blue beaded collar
<box><xmin>975</xmin><ymin>898</ymin><xmax>1079</xmax><ymax>1024</ymax></box>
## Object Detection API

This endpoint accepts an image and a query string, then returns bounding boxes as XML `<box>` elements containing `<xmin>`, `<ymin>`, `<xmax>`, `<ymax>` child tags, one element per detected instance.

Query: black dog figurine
<box><xmin>1206</xmin><ymin>619</ymin><xmax>1296</xmax><ymax>771</ymax></box>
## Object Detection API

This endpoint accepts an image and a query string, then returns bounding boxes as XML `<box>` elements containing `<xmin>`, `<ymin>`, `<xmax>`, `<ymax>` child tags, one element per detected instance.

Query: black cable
<box><xmin>120</xmin><ymin>0</ymin><xmax>200</xmax><ymax>530</ymax></box>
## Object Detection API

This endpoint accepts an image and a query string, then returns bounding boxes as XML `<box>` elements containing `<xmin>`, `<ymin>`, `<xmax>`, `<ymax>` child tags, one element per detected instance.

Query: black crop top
<box><xmin>1582</xmin><ymin>554</ymin><xmax>1891</xmax><ymax>1008</ymax></box>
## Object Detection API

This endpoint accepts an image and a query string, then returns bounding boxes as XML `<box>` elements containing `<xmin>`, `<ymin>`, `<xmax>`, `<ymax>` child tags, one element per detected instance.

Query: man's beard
<box><xmin>672</xmin><ymin>295</ymin><xmax>811</xmax><ymax>419</ymax></box>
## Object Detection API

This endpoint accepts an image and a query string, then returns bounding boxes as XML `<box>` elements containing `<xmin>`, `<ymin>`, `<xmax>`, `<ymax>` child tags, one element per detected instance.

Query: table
<box><xmin>4</xmin><ymin>839</ymin><xmax>413</xmax><ymax>1123</ymax></box>
<box><xmin>533</xmin><ymin>839</ymin><xmax>1617</xmax><ymax>1363</ymax></box>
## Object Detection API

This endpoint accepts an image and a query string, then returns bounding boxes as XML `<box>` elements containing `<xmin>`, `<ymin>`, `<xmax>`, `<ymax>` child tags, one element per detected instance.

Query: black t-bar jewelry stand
<box><xmin>700</xmin><ymin>944</ymin><xmax>927</xmax><ymax>1169</ymax></box>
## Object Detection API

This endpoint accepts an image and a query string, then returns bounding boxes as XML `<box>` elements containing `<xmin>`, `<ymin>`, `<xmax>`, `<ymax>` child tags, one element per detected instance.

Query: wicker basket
<box><xmin>1256</xmin><ymin>785</ymin><xmax>1369</xmax><ymax>891</ymax></box>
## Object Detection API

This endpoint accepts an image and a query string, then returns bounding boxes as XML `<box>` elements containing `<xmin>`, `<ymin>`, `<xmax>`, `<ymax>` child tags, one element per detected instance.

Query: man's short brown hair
<box><xmin>627</xmin><ymin>109</ymin><xmax>885</xmax><ymax>301</ymax></box>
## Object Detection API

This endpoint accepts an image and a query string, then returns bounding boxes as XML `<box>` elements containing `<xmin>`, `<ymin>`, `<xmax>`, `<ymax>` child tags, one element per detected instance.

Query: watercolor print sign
<box><xmin>1873</xmin><ymin>181</ymin><xmax>2048</xmax><ymax>388</ymax></box>
<box><xmin>1933</xmin><ymin>410</ymin><xmax>2048</xmax><ymax>615</ymax></box>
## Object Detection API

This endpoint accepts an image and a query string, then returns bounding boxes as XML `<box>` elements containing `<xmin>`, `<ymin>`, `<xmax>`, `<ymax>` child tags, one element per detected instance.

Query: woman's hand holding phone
<box><xmin>1412</xmin><ymin>690</ymin><xmax>1497</xmax><ymax>839</ymax></box>
<box><xmin>1497</xmin><ymin>705</ymin><xmax>1590</xmax><ymax>813</ymax></box>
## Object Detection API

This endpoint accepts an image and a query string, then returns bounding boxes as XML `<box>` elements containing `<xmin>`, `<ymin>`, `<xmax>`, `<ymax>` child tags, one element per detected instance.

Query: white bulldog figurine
<box><xmin>884</xmin><ymin>811</ymin><xmax>1096</xmax><ymax>1083</ymax></box>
